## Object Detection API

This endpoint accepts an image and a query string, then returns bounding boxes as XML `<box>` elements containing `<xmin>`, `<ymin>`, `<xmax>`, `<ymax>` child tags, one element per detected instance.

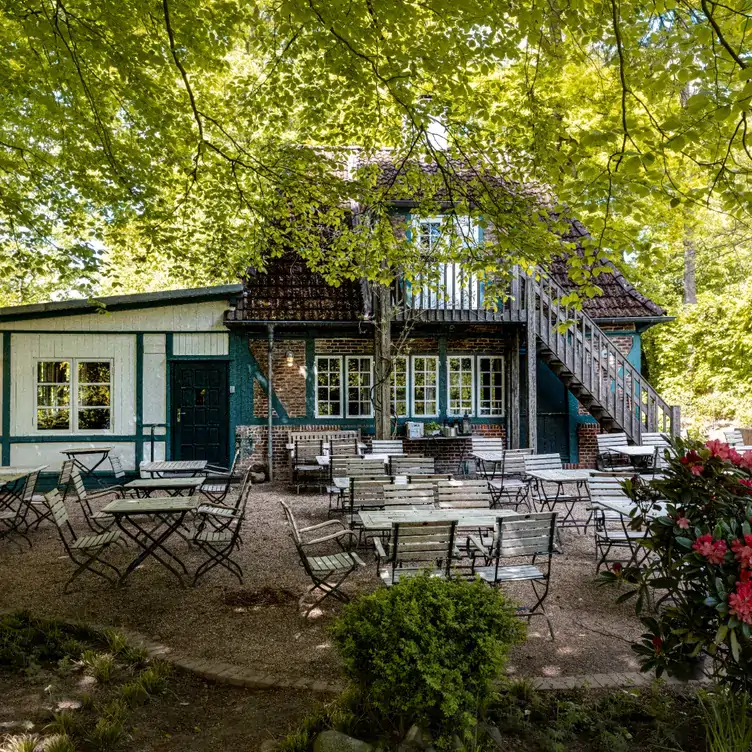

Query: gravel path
<box><xmin>0</xmin><ymin>483</ymin><xmax>645</xmax><ymax>682</ymax></box>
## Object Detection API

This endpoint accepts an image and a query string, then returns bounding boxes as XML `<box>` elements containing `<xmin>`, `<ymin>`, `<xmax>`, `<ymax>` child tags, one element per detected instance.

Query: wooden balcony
<box><xmin>391</xmin><ymin>264</ymin><xmax>525</xmax><ymax>323</ymax></box>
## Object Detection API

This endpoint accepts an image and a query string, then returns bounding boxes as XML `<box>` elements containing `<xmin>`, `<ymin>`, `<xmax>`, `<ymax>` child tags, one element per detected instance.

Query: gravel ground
<box><xmin>0</xmin><ymin>482</ymin><xmax>645</xmax><ymax>681</ymax></box>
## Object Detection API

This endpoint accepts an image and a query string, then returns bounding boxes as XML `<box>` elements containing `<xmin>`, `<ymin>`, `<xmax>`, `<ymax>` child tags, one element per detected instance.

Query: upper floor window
<box><xmin>36</xmin><ymin>360</ymin><xmax>112</xmax><ymax>432</ymax></box>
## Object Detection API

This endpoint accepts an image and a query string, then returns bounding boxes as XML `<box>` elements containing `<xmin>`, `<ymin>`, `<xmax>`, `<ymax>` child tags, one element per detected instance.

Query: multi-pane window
<box><xmin>315</xmin><ymin>356</ymin><xmax>342</xmax><ymax>418</ymax></box>
<box><xmin>478</xmin><ymin>356</ymin><xmax>504</xmax><ymax>416</ymax></box>
<box><xmin>447</xmin><ymin>356</ymin><xmax>474</xmax><ymax>416</ymax></box>
<box><xmin>391</xmin><ymin>357</ymin><xmax>408</xmax><ymax>417</ymax></box>
<box><xmin>412</xmin><ymin>356</ymin><xmax>439</xmax><ymax>417</ymax></box>
<box><xmin>346</xmin><ymin>356</ymin><xmax>373</xmax><ymax>417</ymax></box>
<box><xmin>36</xmin><ymin>360</ymin><xmax>112</xmax><ymax>431</ymax></box>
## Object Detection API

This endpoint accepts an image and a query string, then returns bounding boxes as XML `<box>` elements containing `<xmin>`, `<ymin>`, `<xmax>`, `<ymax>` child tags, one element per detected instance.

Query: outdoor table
<box><xmin>595</xmin><ymin>498</ymin><xmax>667</xmax><ymax>568</ymax></box>
<box><xmin>61</xmin><ymin>447</ymin><xmax>115</xmax><ymax>487</ymax></box>
<box><xmin>358</xmin><ymin>507</ymin><xmax>517</xmax><ymax>532</ymax></box>
<box><xmin>123</xmin><ymin>477</ymin><xmax>204</xmax><ymax>498</ymax></box>
<box><xmin>140</xmin><ymin>460</ymin><xmax>207</xmax><ymax>478</ymax></box>
<box><xmin>101</xmin><ymin>497</ymin><xmax>200</xmax><ymax>585</ymax></box>
<box><xmin>0</xmin><ymin>466</ymin><xmax>48</xmax><ymax>522</ymax></box>
<box><xmin>470</xmin><ymin>450</ymin><xmax>504</xmax><ymax>480</ymax></box>
<box><xmin>525</xmin><ymin>468</ymin><xmax>591</xmax><ymax>531</ymax></box>
<box><xmin>613</xmin><ymin>444</ymin><xmax>664</xmax><ymax>471</ymax></box>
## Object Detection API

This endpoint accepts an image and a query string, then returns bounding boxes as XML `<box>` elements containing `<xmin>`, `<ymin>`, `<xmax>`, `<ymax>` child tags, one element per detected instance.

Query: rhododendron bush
<box><xmin>607</xmin><ymin>438</ymin><xmax>752</xmax><ymax>689</ymax></box>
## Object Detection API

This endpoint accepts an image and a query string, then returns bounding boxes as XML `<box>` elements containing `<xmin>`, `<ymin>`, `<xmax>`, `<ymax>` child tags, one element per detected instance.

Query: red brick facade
<box><xmin>577</xmin><ymin>423</ymin><xmax>600</xmax><ymax>468</ymax></box>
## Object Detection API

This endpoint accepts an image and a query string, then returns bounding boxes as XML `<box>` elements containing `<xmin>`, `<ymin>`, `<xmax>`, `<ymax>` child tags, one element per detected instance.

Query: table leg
<box><xmin>69</xmin><ymin>451</ymin><xmax>111</xmax><ymax>488</ymax></box>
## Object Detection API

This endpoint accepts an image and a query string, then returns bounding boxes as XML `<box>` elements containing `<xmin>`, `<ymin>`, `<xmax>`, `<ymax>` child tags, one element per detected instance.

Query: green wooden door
<box><xmin>170</xmin><ymin>361</ymin><xmax>229</xmax><ymax>465</ymax></box>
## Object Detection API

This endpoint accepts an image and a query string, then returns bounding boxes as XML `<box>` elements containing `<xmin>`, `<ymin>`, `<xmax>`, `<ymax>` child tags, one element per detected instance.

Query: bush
<box><xmin>600</xmin><ymin>438</ymin><xmax>752</xmax><ymax>689</ymax></box>
<box><xmin>330</xmin><ymin>573</ymin><xmax>526</xmax><ymax>743</ymax></box>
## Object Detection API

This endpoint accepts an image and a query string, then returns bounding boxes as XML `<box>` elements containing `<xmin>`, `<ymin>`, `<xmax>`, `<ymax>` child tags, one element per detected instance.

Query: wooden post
<box><xmin>373</xmin><ymin>283</ymin><xmax>392</xmax><ymax>440</ymax></box>
<box><xmin>267</xmin><ymin>324</ymin><xmax>274</xmax><ymax>482</ymax></box>
<box><xmin>526</xmin><ymin>305</ymin><xmax>538</xmax><ymax>452</ymax></box>
<box><xmin>509</xmin><ymin>328</ymin><xmax>521</xmax><ymax>448</ymax></box>
<box><xmin>670</xmin><ymin>405</ymin><xmax>681</xmax><ymax>437</ymax></box>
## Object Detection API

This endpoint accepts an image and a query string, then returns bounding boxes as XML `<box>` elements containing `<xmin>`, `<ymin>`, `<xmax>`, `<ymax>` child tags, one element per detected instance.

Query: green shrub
<box><xmin>0</xmin><ymin>612</ymin><xmax>86</xmax><ymax>671</ymax></box>
<box><xmin>43</xmin><ymin>735</ymin><xmax>77</xmax><ymax>752</ymax></box>
<box><xmin>699</xmin><ymin>689</ymin><xmax>752</xmax><ymax>752</ymax></box>
<box><xmin>80</xmin><ymin>651</ymin><xmax>116</xmax><ymax>683</ymax></box>
<box><xmin>118</xmin><ymin>681</ymin><xmax>149</xmax><ymax>708</ymax></box>
<box><xmin>135</xmin><ymin>663</ymin><xmax>170</xmax><ymax>695</ymax></box>
<box><xmin>330</xmin><ymin>573</ymin><xmax>526</xmax><ymax>742</ymax></box>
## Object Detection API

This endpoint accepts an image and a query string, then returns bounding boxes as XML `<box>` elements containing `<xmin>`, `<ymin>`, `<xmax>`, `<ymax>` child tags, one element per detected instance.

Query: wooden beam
<box><xmin>373</xmin><ymin>284</ymin><xmax>392</xmax><ymax>440</ymax></box>
<box><xmin>509</xmin><ymin>328</ymin><xmax>521</xmax><ymax>448</ymax></box>
<box><xmin>526</xmin><ymin>308</ymin><xmax>538</xmax><ymax>452</ymax></box>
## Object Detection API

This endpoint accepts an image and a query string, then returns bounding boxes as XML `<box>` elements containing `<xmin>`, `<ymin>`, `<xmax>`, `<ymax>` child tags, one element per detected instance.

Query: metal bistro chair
<box><xmin>0</xmin><ymin>473</ymin><xmax>36</xmax><ymax>549</ymax></box>
<box><xmin>436</xmin><ymin>479</ymin><xmax>492</xmax><ymax>509</ymax></box>
<box><xmin>200</xmin><ymin>449</ymin><xmax>242</xmax><ymax>504</ymax></box>
<box><xmin>376</xmin><ymin>520</ymin><xmax>459</xmax><ymax>586</ymax></box>
<box><xmin>68</xmin><ymin>466</ymin><xmax>123</xmax><ymax>535</ymax></box>
<box><xmin>487</xmin><ymin>449</ymin><xmax>532</xmax><ymax>511</ymax></box>
<box><xmin>470</xmin><ymin>512</ymin><xmax>558</xmax><ymax>640</ymax></box>
<box><xmin>524</xmin><ymin>454</ymin><xmax>583</xmax><ymax>529</ymax></box>
<box><xmin>293</xmin><ymin>439</ymin><xmax>327</xmax><ymax>494</ymax></box>
<box><xmin>328</xmin><ymin>456</ymin><xmax>387</xmax><ymax>517</ymax></box>
<box><xmin>369</xmin><ymin>439</ymin><xmax>404</xmax><ymax>456</ymax></box>
<box><xmin>196</xmin><ymin>467</ymin><xmax>252</xmax><ymax>535</ymax></box>
<box><xmin>193</xmin><ymin>481</ymin><xmax>249</xmax><ymax>585</ymax></box>
<box><xmin>595</xmin><ymin>432</ymin><xmax>631</xmax><ymax>471</ymax></box>
<box><xmin>281</xmin><ymin>500</ymin><xmax>365</xmax><ymax>615</ymax></box>
<box><xmin>44</xmin><ymin>490</ymin><xmax>122</xmax><ymax>593</ymax></box>
<box><xmin>471</xmin><ymin>437</ymin><xmax>505</xmax><ymax>479</ymax></box>
<box><xmin>724</xmin><ymin>428</ymin><xmax>745</xmax><ymax>447</ymax></box>
<box><xmin>390</xmin><ymin>456</ymin><xmax>435</xmax><ymax>476</ymax></box>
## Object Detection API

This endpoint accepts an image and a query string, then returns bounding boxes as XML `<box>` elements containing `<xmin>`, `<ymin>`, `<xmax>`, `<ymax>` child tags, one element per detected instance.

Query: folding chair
<box><xmin>369</xmin><ymin>439</ymin><xmax>404</xmax><ymax>455</ymax></box>
<box><xmin>376</xmin><ymin>520</ymin><xmax>458</xmax><ymax>585</ymax></box>
<box><xmin>436</xmin><ymin>479</ymin><xmax>492</xmax><ymax>509</ymax></box>
<box><xmin>328</xmin><ymin>456</ymin><xmax>387</xmax><ymax>517</ymax></box>
<box><xmin>406</xmin><ymin>473</ymin><xmax>452</xmax><ymax>486</ymax></box>
<box><xmin>724</xmin><ymin>428</ymin><xmax>745</xmax><ymax>447</ymax></box>
<box><xmin>280</xmin><ymin>500</ymin><xmax>365</xmax><ymax>615</ymax></box>
<box><xmin>292</xmin><ymin>439</ymin><xmax>327</xmax><ymax>493</ymax></box>
<box><xmin>44</xmin><ymin>490</ymin><xmax>122</xmax><ymax>593</ymax></box>
<box><xmin>196</xmin><ymin>468</ymin><xmax>252</xmax><ymax>534</ymax></box>
<box><xmin>0</xmin><ymin>475</ymin><xmax>33</xmax><ymax>549</ymax></box>
<box><xmin>595</xmin><ymin>432</ymin><xmax>631</xmax><ymax>471</ymax></box>
<box><xmin>67</xmin><ymin>467</ymin><xmax>123</xmax><ymax>534</ymax></box>
<box><xmin>330</xmin><ymin>439</ymin><xmax>359</xmax><ymax>457</ymax></box>
<box><xmin>200</xmin><ymin>449</ymin><xmax>242</xmax><ymax>504</ymax></box>
<box><xmin>471</xmin><ymin>437</ymin><xmax>505</xmax><ymax>479</ymax></box>
<box><xmin>487</xmin><ymin>449</ymin><xmax>532</xmax><ymax>510</ymax></box>
<box><xmin>18</xmin><ymin>469</ymin><xmax>48</xmax><ymax>530</ymax></box>
<box><xmin>390</xmin><ymin>456</ymin><xmax>435</xmax><ymax>476</ymax></box>
<box><xmin>524</xmin><ymin>454</ymin><xmax>583</xmax><ymax>529</ymax></box>
<box><xmin>470</xmin><ymin>512</ymin><xmax>558</xmax><ymax>639</ymax></box>
<box><xmin>346</xmin><ymin>477</ymin><xmax>388</xmax><ymax>542</ymax></box>
<box><xmin>193</xmin><ymin>486</ymin><xmax>248</xmax><ymax>585</ymax></box>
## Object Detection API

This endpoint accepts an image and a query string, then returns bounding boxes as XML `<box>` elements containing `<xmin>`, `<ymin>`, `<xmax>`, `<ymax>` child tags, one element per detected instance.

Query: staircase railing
<box><xmin>523</xmin><ymin>270</ymin><xmax>680</xmax><ymax>440</ymax></box>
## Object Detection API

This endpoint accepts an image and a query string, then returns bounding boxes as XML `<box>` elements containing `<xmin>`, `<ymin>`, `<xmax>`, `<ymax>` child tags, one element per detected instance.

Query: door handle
<box><xmin>176</xmin><ymin>408</ymin><xmax>182</xmax><ymax>424</ymax></box>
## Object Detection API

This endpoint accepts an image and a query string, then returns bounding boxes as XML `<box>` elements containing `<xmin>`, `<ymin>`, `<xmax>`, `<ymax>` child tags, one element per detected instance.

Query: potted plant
<box><xmin>424</xmin><ymin>421</ymin><xmax>441</xmax><ymax>436</ymax></box>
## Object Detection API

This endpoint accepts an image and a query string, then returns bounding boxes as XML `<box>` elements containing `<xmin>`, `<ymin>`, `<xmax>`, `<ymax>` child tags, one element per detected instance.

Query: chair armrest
<box><xmin>197</xmin><ymin>506</ymin><xmax>238</xmax><ymax>519</ymax></box>
<box><xmin>205</xmin><ymin>462</ymin><xmax>230</xmax><ymax>473</ymax></box>
<box><xmin>86</xmin><ymin>485</ymin><xmax>124</xmax><ymax>500</ymax></box>
<box><xmin>299</xmin><ymin>519</ymin><xmax>346</xmax><ymax>533</ymax></box>
<box><xmin>373</xmin><ymin>537</ymin><xmax>388</xmax><ymax>560</ymax></box>
<box><xmin>198</xmin><ymin>509</ymin><xmax>243</xmax><ymax>521</ymax></box>
<box><xmin>304</xmin><ymin>529</ymin><xmax>357</xmax><ymax>546</ymax></box>
<box><xmin>467</xmin><ymin>534</ymin><xmax>490</xmax><ymax>554</ymax></box>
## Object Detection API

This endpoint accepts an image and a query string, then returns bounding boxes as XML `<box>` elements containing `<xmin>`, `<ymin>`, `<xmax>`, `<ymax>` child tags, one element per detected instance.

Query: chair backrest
<box><xmin>437</xmin><ymin>479</ymin><xmax>492</xmax><ymax>508</ymax></box>
<box><xmin>44</xmin><ymin>489</ymin><xmax>77</xmax><ymax>548</ymax></box>
<box><xmin>327</xmin><ymin>430</ymin><xmax>361</xmax><ymax>444</ymax></box>
<box><xmin>350</xmin><ymin>477</ymin><xmax>386</xmax><ymax>509</ymax></box>
<box><xmin>724</xmin><ymin>428</ymin><xmax>745</xmax><ymax>446</ymax></box>
<box><xmin>370</xmin><ymin>439</ymin><xmax>404</xmax><ymax>455</ymax></box>
<box><xmin>640</xmin><ymin>432</ymin><xmax>670</xmax><ymax>447</ymax></box>
<box><xmin>493</xmin><ymin>512</ymin><xmax>557</xmax><ymax>560</ymax></box>
<box><xmin>596</xmin><ymin>433</ymin><xmax>629</xmax><ymax>452</ymax></box>
<box><xmin>21</xmin><ymin>469</ymin><xmax>41</xmax><ymax>503</ymax></box>
<box><xmin>335</xmin><ymin>457</ymin><xmax>388</xmax><ymax>479</ymax></box>
<box><xmin>524</xmin><ymin>454</ymin><xmax>563</xmax><ymax>473</ymax></box>
<box><xmin>382</xmin><ymin>484</ymin><xmax>436</xmax><ymax>507</ymax></box>
<box><xmin>295</xmin><ymin>439</ymin><xmax>323</xmax><ymax>464</ymax></box>
<box><xmin>390</xmin><ymin>456</ymin><xmax>435</xmax><ymax>476</ymax></box>
<box><xmin>471</xmin><ymin>437</ymin><xmax>505</xmax><ymax>453</ymax></box>
<box><xmin>502</xmin><ymin>449</ymin><xmax>533</xmax><ymax>477</ymax></box>
<box><xmin>227</xmin><ymin>448</ymin><xmax>242</xmax><ymax>477</ymax></box>
<box><xmin>588</xmin><ymin>475</ymin><xmax>630</xmax><ymax>501</ymax></box>
<box><xmin>330</xmin><ymin>439</ymin><xmax>359</xmax><ymax>457</ymax></box>
<box><xmin>407</xmin><ymin>473</ymin><xmax>453</xmax><ymax>486</ymax></box>
<box><xmin>279</xmin><ymin>499</ymin><xmax>303</xmax><ymax>546</ymax></box>
<box><xmin>70</xmin><ymin>467</ymin><xmax>88</xmax><ymax>501</ymax></box>
<box><xmin>109</xmin><ymin>455</ymin><xmax>126</xmax><ymax>480</ymax></box>
<box><xmin>386</xmin><ymin>521</ymin><xmax>458</xmax><ymax>582</ymax></box>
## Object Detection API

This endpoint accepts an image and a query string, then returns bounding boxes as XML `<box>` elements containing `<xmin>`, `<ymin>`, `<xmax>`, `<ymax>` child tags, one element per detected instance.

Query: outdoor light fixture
<box><xmin>286</xmin><ymin>350</ymin><xmax>294</xmax><ymax>367</ymax></box>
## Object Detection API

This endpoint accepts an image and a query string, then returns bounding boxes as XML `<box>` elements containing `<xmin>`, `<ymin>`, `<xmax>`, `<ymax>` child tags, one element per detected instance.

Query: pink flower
<box><xmin>652</xmin><ymin>636</ymin><xmax>663</xmax><ymax>652</ymax></box>
<box><xmin>690</xmin><ymin>464</ymin><xmax>705</xmax><ymax>476</ymax></box>
<box><xmin>740</xmin><ymin>452</ymin><xmax>752</xmax><ymax>471</ymax></box>
<box><xmin>739</xmin><ymin>479</ymin><xmax>752</xmax><ymax>495</ymax></box>
<box><xmin>692</xmin><ymin>534</ymin><xmax>728</xmax><ymax>565</ymax></box>
<box><xmin>676</xmin><ymin>516</ymin><xmax>690</xmax><ymax>529</ymax></box>
<box><xmin>732</xmin><ymin>535</ymin><xmax>752</xmax><ymax>569</ymax></box>
<box><xmin>706</xmin><ymin>440</ymin><xmax>731</xmax><ymax>460</ymax></box>
<box><xmin>729</xmin><ymin>581</ymin><xmax>752</xmax><ymax>625</ymax></box>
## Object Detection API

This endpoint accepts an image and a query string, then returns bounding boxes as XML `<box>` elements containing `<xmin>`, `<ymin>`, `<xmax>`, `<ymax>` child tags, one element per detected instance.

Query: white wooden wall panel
<box><xmin>0</xmin><ymin>301</ymin><xmax>228</xmax><ymax>332</ymax></box>
<box><xmin>173</xmin><ymin>332</ymin><xmax>229</xmax><ymax>356</ymax></box>
<box><xmin>142</xmin><ymin>334</ymin><xmax>166</xmax><ymax>432</ymax></box>
<box><xmin>10</xmin><ymin>333</ymin><xmax>136</xmax><ymax>437</ymax></box>
<box><xmin>11</xmin><ymin>442</ymin><xmax>136</xmax><ymax>472</ymax></box>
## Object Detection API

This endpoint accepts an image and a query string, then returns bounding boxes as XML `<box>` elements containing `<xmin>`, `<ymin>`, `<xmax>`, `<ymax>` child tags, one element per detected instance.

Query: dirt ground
<box><xmin>0</xmin><ymin>482</ymin><xmax>645</xmax><ymax>682</ymax></box>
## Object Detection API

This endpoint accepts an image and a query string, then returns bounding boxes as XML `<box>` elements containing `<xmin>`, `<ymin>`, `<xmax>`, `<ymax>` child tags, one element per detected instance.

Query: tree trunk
<box><xmin>683</xmin><ymin>225</ymin><xmax>697</xmax><ymax>305</ymax></box>
<box><xmin>373</xmin><ymin>283</ymin><xmax>392</xmax><ymax>440</ymax></box>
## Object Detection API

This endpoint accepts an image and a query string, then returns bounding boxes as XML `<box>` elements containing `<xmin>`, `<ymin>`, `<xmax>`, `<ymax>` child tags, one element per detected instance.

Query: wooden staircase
<box><xmin>523</xmin><ymin>271</ymin><xmax>679</xmax><ymax>441</ymax></box>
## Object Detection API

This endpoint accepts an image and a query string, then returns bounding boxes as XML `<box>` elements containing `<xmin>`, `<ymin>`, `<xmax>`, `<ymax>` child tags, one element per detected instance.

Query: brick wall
<box><xmin>250</xmin><ymin>339</ymin><xmax>307</xmax><ymax>419</ymax></box>
<box><xmin>446</xmin><ymin>338</ymin><xmax>505</xmax><ymax>354</ymax></box>
<box><xmin>577</xmin><ymin>423</ymin><xmax>600</xmax><ymax>468</ymax></box>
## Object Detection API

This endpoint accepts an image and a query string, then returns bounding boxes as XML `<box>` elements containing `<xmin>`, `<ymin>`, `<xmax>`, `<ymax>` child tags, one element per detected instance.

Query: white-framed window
<box><xmin>447</xmin><ymin>356</ymin><xmax>474</xmax><ymax>416</ymax></box>
<box><xmin>477</xmin><ymin>356</ymin><xmax>505</xmax><ymax>416</ymax></box>
<box><xmin>391</xmin><ymin>356</ymin><xmax>408</xmax><ymax>417</ymax></box>
<box><xmin>346</xmin><ymin>356</ymin><xmax>373</xmax><ymax>418</ymax></box>
<box><xmin>411</xmin><ymin>356</ymin><xmax>439</xmax><ymax>417</ymax></box>
<box><xmin>315</xmin><ymin>356</ymin><xmax>342</xmax><ymax>418</ymax></box>
<box><xmin>35</xmin><ymin>359</ymin><xmax>112</xmax><ymax>432</ymax></box>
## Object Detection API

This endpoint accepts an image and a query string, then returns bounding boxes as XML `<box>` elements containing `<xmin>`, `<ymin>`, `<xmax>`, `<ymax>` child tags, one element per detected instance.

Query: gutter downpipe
<box><xmin>267</xmin><ymin>324</ymin><xmax>274</xmax><ymax>482</ymax></box>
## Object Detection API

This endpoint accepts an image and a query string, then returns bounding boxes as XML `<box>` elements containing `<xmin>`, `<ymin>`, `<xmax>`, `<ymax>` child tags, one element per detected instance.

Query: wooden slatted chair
<box><xmin>724</xmin><ymin>428</ymin><xmax>745</xmax><ymax>446</ymax></box>
<box><xmin>471</xmin><ymin>437</ymin><xmax>505</xmax><ymax>478</ymax></box>
<box><xmin>487</xmin><ymin>449</ymin><xmax>533</xmax><ymax>510</ymax></box>
<box><xmin>346</xmin><ymin>477</ymin><xmax>388</xmax><ymax>533</ymax></box>
<box><xmin>406</xmin><ymin>473</ymin><xmax>453</xmax><ymax>486</ymax></box>
<box><xmin>369</xmin><ymin>439</ymin><xmax>404</xmax><ymax>455</ymax></box>
<box><xmin>19</xmin><ymin>468</ymin><xmax>50</xmax><ymax>530</ymax></box>
<box><xmin>437</xmin><ymin>479</ymin><xmax>492</xmax><ymax>509</ymax></box>
<box><xmin>193</xmin><ymin>481</ymin><xmax>249</xmax><ymax>585</ymax></box>
<box><xmin>201</xmin><ymin>449</ymin><xmax>242</xmax><ymax>504</ymax></box>
<box><xmin>328</xmin><ymin>457</ymin><xmax>387</xmax><ymax>517</ymax></box>
<box><xmin>196</xmin><ymin>468</ymin><xmax>252</xmax><ymax>534</ymax></box>
<box><xmin>280</xmin><ymin>499</ymin><xmax>365</xmax><ymax>615</ymax></box>
<box><xmin>470</xmin><ymin>512</ymin><xmax>558</xmax><ymax>639</ymax></box>
<box><xmin>595</xmin><ymin>432</ymin><xmax>631</xmax><ymax>470</ymax></box>
<box><xmin>68</xmin><ymin>466</ymin><xmax>123</xmax><ymax>535</ymax></box>
<box><xmin>330</xmin><ymin>439</ymin><xmax>359</xmax><ymax>457</ymax></box>
<box><xmin>0</xmin><ymin>475</ymin><xmax>33</xmax><ymax>549</ymax></box>
<box><xmin>376</xmin><ymin>520</ymin><xmax>458</xmax><ymax>585</ymax></box>
<box><xmin>44</xmin><ymin>489</ymin><xmax>122</xmax><ymax>593</ymax></box>
<box><xmin>382</xmin><ymin>484</ymin><xmax>436</xmax><ymax>507</ymax></box>
<box><xmin>523</xmin><ymin>453</ymin><xmax>579</xmax><ymax>512</ymax></box>
<box><xmin>293</xmin><ymin>439</ymin><xmax>326</xmax><ymax>494</ymax></box>
<box><xmin>390</xmin><ymin>456</ymin><xmax>435</xmax><ymax>476</ymax></box>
